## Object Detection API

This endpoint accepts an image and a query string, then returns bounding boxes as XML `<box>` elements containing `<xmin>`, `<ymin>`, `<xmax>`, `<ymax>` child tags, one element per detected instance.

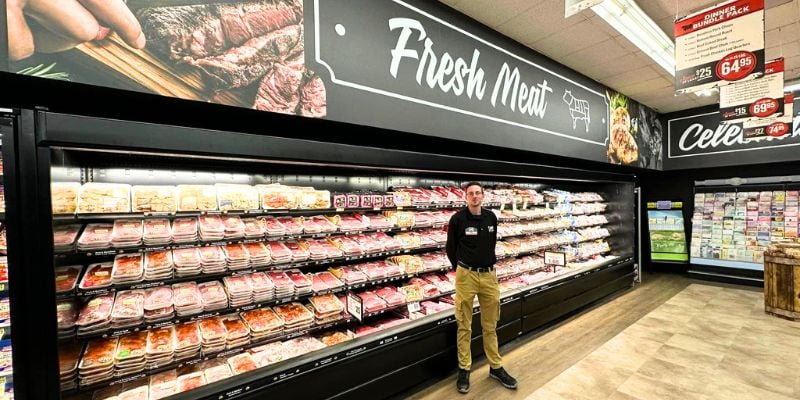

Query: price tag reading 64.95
<box><xmin>716</xmin><ymin>51</ymin><xmax>756</xmax><ymax>81</ymax></box>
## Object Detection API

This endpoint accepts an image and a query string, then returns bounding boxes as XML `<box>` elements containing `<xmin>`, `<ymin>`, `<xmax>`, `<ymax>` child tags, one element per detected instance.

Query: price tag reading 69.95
<box><xmin>749</xmin><ymin>98</ymin><xmax>779</xmax><ymax>118</ymax></box>
<box><xmin>716</xmin><ymin>51</ymin><xmax>757</xmax><ymax>81</ymax></box>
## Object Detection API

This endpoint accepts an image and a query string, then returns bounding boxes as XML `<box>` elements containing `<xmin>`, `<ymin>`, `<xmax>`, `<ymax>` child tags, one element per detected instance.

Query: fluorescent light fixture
<box><xmin>694</xmin><ymin>88</ymin><xmax>718</xmax><ymax>97</ymax></box>
<box><xmin>786</xmin><ymin>80</ymin><xmax>800</xmax><ymax>92</ymax></box>
<box><xmin>591</xmin><ymin>0</ymin><xmax>675</xmax><ymax>76</ymax></box>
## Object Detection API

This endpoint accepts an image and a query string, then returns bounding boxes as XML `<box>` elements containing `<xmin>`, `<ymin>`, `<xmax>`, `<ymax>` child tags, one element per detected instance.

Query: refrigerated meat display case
<box><xmin>5</xmin><ymin>109</ymin><xmax>636</xmax><ymax>400</ymax></box>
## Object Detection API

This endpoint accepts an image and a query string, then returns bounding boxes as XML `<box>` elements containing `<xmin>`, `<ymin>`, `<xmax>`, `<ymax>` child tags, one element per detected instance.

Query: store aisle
<box><xmin>409</xmin><ymin>273</ymin><xmax>800</xmax><ymax>400</ymax></box>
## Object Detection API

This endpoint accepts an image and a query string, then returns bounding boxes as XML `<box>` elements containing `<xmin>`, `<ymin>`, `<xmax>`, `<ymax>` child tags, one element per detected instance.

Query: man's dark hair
<box><xmin>464</xmin><ymin>181</ymin><xmax>483</xmax><ymax>192</ymax></box>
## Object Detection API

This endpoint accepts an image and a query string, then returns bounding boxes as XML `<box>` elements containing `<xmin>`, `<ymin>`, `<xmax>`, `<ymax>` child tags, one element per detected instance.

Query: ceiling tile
<box><xmin>493</xmin><ymin>4</ymin><xmax>584</xmax><ymax>45</ymax></box>
<box><xmin>601</xmin><ymin>66</ymin><xmax>663</xmax><ymax>90</ymax></box>
<box><xmin>766</xmin><ymin>2</ymin><xmax>800</xmax><ymax>30</ymax></box>
<box><xmin>559</xmin><ymin>39</ymin><xmax>632</xmax><ymax>75</ymax></box>
<box><xmin>451</xmin><ymin>0</ymin><xmax>540</xmax><ymax>28</ymax></box>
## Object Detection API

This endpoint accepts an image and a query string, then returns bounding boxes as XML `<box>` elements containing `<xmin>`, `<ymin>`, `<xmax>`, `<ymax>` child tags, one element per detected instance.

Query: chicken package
<box><xmin>143</xmin><ymin>218</ymin><xmax>172</xmax><ymax>246</ymax></box>
<box><xmin>112</xmin><ymin>253</ymin><xmax>144</xmax><ymax>284</ymax></box>
<box><xmin>77</xmin><ymin>224</ymin><xmax>114</xmax><ymax>251</ymax></box>
<box><xmin>176</xmin><ymin>185</ymin><xmax>217</xmax><ymax>212</ymax></box>
<box><xmin>53</xmin><ymin>224</ymin><xmax>82</xmax><ymax>251</ymax></box>
<box><xmin>52</xmin><ymin>182</ymin><xmax>80</xmax><ymax>214</ymax></box>
<box><xmin>216</xmin><ymin>183</ymin><xmax>259</xmax><ymax>211</ymax></box>
<box><xmin>77</xmin><ymin>183</ymin><xmax>131</xmax><ymax>214</ymax></box>
<box><xmin>242</xmin><ymin>218</ymin><xmax>265</xmax><ymax>238</ymax></box>
<box><xmin>171</xmin><ymin>217</ymin><xmax>199</xmax><ymax>243</ymax></box>
<box><xmin>131</xmin><ymin>185</ymin><xmax>177</xmax><ymax>213</ymax></box>
<box><xmin>55</xmin><ymin>265</ymin><xmax>83</xmax><ymax>293</ymax></box>
<box><xmin>79</xmin><ymin>262</ymin><xmax>114</xmax><ymax>290</ymax></box>
<box><xmin>172</xmin><ymin>282</ymin><xmax>203</xmax><ymax>316</ymax></box>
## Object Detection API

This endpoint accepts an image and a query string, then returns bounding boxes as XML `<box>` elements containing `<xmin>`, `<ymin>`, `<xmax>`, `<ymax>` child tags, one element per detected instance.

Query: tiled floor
<box><xmin>408</xmin><ymin>274</ymin><xmax>800</xmax><ymax>400</ymax></box>
<box><xmin>528</xmin><ymin>283</ymin><xmax>800</xmax><ymax>400</ymax></box>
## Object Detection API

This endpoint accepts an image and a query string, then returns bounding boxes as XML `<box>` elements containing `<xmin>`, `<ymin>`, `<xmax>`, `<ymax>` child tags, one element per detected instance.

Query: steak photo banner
<box><xmin>3</xmin><ymin>0</ymin><xmax>662</xmax><ymax>169</ymax></box>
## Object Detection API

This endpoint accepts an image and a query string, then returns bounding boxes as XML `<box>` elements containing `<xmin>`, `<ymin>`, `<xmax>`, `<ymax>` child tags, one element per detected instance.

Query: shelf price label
<box><xmin>347</xmin><ymin>292</ymin><xmax>363</xmax><ymax>322</ymax></box>
<box><xmin>544</xmin><ymin>251</ymin><xmax>566</xmax><ymax>267</ymax></box>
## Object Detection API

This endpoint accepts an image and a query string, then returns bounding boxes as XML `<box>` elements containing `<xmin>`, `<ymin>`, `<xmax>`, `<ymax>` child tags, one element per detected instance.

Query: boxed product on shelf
<box><xmin>176</xmin><ymin>185</ymin><xmax>218</xmax><ymax>212</ymax></box>
<box><xmin>131</xmin><ymin>185</ymin><xmax>178</xmax><ymax>213</ymax></box>
<box><xmin>52</xmin><ymin>182</ymin><xmax>81</xmax><ymax>214</ymax></box>
<box><xmin>77</xmin><ymin>183</ymin><xmax>131</xmax><ymax>214</ymax></box>
<box><xmin>55</xmin><ymin>265</ymin><xmax>82</xmax><ymax>293</ymax></box>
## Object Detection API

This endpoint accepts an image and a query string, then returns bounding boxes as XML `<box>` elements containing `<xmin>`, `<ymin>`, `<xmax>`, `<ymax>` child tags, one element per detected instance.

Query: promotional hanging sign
<box><xmin>741</xmin><ymin>93</ymin><xmax>794</xmax><ymax>139</ymax></box>
<box><xmin>674</xmin><ymin>0</ymin><xmax>765</xmax><ymax>94</ymax></box>
<box><xmin>719</xmin><ymin>58</ymin><xmax>784</xmax><ymax>124</ymax></box>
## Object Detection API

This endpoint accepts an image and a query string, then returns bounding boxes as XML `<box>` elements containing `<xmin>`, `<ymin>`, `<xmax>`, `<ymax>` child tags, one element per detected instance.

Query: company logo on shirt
<box><xmin>488</xmin><ymin>225</ymin><xmax>495</xmax><ymax>232</ymax></box>
<box><xmin>465</xmin><ymin>227</ymin><xmax>478</xmax><ymax>236</ymax></box>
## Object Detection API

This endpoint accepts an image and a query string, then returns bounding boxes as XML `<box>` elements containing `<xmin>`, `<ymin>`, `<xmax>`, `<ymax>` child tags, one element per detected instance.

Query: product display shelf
<box><xmin>58</xmin><ymin>265</ymin><xmax>453</xmax><ymax>342</ymax></box>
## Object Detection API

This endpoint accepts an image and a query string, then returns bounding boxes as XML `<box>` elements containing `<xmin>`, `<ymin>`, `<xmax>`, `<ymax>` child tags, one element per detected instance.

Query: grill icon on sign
<box><xmin>563</xmin><ymin>90</ymin><xmax>590</xmax><ymax>132</ymax></box>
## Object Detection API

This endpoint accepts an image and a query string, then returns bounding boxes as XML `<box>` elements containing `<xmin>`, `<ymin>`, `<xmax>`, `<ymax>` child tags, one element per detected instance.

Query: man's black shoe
<box><xmin>489</xmin><ymin>367</ymin><xmax>517</xmax><ymax>389</ymax></box>
<box><xmin>456</xmin><ymin>369</ymin><xmax>470</xmax><ymax>393</ymax></box>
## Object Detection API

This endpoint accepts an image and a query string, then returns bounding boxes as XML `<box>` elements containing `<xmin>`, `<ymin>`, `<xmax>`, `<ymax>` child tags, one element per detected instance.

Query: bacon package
<box><xmin>79</xmin><ymin>262</ymin><xmax>114</xmax><ymax>290</ymax></box>
<box><xmin>131</xmin><ymin>185</ymin><xmax>177</xmax><ymax>213</ymax></box>
<box><xmin>53</xmin><ymin>224</ymin><xmax>82</xmax><ymax>251</ymax></box>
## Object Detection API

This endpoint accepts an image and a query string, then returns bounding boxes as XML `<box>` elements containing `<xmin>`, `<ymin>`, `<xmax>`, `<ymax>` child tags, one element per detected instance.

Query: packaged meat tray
<box><xmin>216</xmin><ymin>183</ymin><xmax>259</xmax><ymax>211</ymax></box>
<box><xmin>149</xmin><ymin>370</ymin><xmax>177</xmax><ymax>399</ymax></box>
<box><xmin>317</xmin><ymin>330</ymin><xmax>354</xmax><ymax>347</ymax></box>
<box><xmin>222</xmin><ymin>315</ymin><xmax>251</xmax><ymax>341</ymax></box>
<box><xmin>374</xmin><ymin>286</ymin><xmax>406</xmax><ymax>307</ymax></box>
<box><xmin>294</xmin><ymin>188</ymin><xmax>330</xmax><ymax>210</ymax></box>
<box><xmin>358</xmin><ymin>291</ymin><xmax>387</xmax><ymax>313</ymax></box>
<box><xmin>242</xmin><ymin>218</ymin><xmax>265</xmax><ymax>238</ymax></box>
<box><xmin>247</xmin><ymin>272</ymin><xmax>275</xmax><ymax>301</ymax></box>
<box><xmin>224</xmin><ymin>243</ymin><xmax>250</xmax><ymax>270</ymax></box>
<box><xmin>260</xmin><ymin>217</ymin><xmax>287</xmax><ymax>236</ymax></box>
<box><xmin>76</xmin><ymin>294</ymin><xmax>114</xmax><ymax>329</ymax></box>
<box><xmin>77</xmin><ymin>183</ymin><xmax>131</xmax><ymax>214</ymax></box>
<box><xmin>298</xmin><ymin>217</ymin><xmax>322</xmax><ymax>234</ymax></box>
<box><xmin>111</xmin><ymin>219</ymin><xmax>144</xmax><ymax>243</ymax></box>
<box><xmin>222</xmin><ymin>215</ymin><xmax>246</xmax><ymax>239</ymax></box>
<box><xmin>310</xmin><ymin>216</ymin><xmax>337</xmax><ymax>232</ymax></box>
<box><xmin>240</xmin><ymin>308</ymin><xmax>284</xmax><ymax>334</ymax></box>
<box><xmin>110</xmin><ymin>290</ymin><xmax>145</xmax><ymax>327</ymax></box>
<box><xmin>53</xmin><ymin>224</ymin><xmax>82</xmax><ymax>251</ymax></box>
<box><xmin>198</xmin><ymin>214</ymin><xmax>225</xmax><ymax>241</ymax></box>
<box><xmin>227</xmin><ymin>352</ymin><xmax>258</xmax><ymax>375</ymax></box>
<box><xmin>112</xmin><ymin>254</ymin><xmax>144</xmax><ymax>284</ymax></box>
<box><xmin>285</xmin><ymin>240</ymin><xmax>310</xmax><ymax>262</ymax></box>
<box><xmin>277</xmin><ymin>216</ymin><xmax>304</xmax><ymax>235</ymax></box>
<box><xmin>198</xmin><ymin>281</ymin><xmax>229</xmax><ymax>311</ymax></box>
<box><xmin>131</xmin><ymin>185</ymin><xmax>177</xmax><ymax>213</ymax></box>
<box><xmin>144</xmin><ymin>250</ymin><xmax>174</xmax><ymax>281</ymax></box>
<box><xmin>282</xmin><ymin>337</ymin><xmax>326</xmax><ymax>358</ymax></box>
<box><xmin>117</xmin><ymin>385</ymin><xmax>149</xmax><ymax>400</ymax></box>
<box><xmin>79</xmin><ymin>337</ymin><xmax>118</xmax><ymax>371</ymax></box>
<box><xmin>198</xmin><ymin>317</ymin><xmax>228</xmax><ymax>350</ymax></box>
<box><xmin>330</xmin><ymin>266</ymin><xmax>367</xmax><ymax>284</ymax></box>
<box><xmin>143</xmin><ymin>286</ymin><xmax>173</xmax><ymax>311</ymax></box>
<box><xmin>146</xmin><ymin>326</ymin><xmax>175</xmax><ymax>359</ymax></box>
<box><xmin>143</xmin><ymin>219</ymin><xmax>172</xmax><ymax>245</ymax></box>
<box><xmin>285</xmin><ymin>269</ymin><xmax>312</xmax><ymax>294</ymax></box>
<box><xmin>176</xmin><ymin>185</ymin><xmax>217</xmax><ymax>212</ymax></box>
<box><xmin>59</xmin><ymin>342</ymin><xmax>82</xmax><ymax>385</ymax></box>
<box><xmin>57</xmin><ymin>301</ymin><xmax>78</xmax><ymax>332</ymax></box>
<box><xmin>198</xmin><ymin>246</ymin><xmax>227</xmax><ymax>274</ymax></box>
<box><xmin>308</xmin><ymin>294</ymin><xmax>344</xmax><ymax>316</ymax></box>
<box><xmin>204</xmin><ymin>361</ymin><xmax>233</xmax><ymax>383</ymax></box>
<box><xmin>173</xmin><ymin>321</ymin><xmax>201</xmax><ymax>351</ymax></box>
<box><xmin>172</xmin><ymin>248</ymin><xmax>202</xmax><ymax>277</ymax></box>
<box><xmin>373</xmin><ymin>232</ymin><xmax>403</xmax><ymax>251</ymax></box>
<box><xmin>244</xmin><ymin>242</ymin><xmax>271</xmax><ymax>267</ymax></box>
<box><xmin>256</xmin><ymin>184</ymin><xmax>299</xmax><ymax>210</ymax></box>
<box><xmin>52</xmin><ymin>182</ymin><xmax>80</xmax><ymax>214</ymax></box>
<box><xmin>77</xmin><ymin>224</ymin><xmax>114</xmax><ymax>250</ymax></box>
<box><xmin>55</xmin><ymin>265</ymin><xmax>83</xmax><ymax>293</ymax></box>
<box><xmin>249</xmin><ymin>342</ymin><xmax>286</xmax><ymax>367</ymax></box>
<box><xmin>351</xmin><ymin>234</ymin><xmax>383</xmax><ymax>254</ymax></box>
<box><xmin>172</xmin><ymin>282</ymin><xmax>203</xmax><ymax>316</ymax></box>
<box><xmin>267</xmin><ymin>241</ymin><xmax>292</xmax><ymax>263</ymax></box>
<box><xmin>114</xmin><ymin>331</ymin><xmax>147</xmax><ymax>364</ymax></box>
<box><xmin>176</xmin><ymin>371</ymin><xmax>206</xmax><ymax>392</ymax></box>
<box><xmin>171</xmin><ymin>217</ymin><xmax>199</xmax><ymax>243</ymax></box>
<box><xmin>79</xmin><ymin>262</ymin><xmax>114</xmax><ymax>290</ymax></box>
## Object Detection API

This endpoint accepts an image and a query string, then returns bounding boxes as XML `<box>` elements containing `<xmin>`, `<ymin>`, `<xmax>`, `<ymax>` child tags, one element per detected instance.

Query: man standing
<box><xmin>446</xmin><ymin>182</ymin><xmax>517</xmax><ymax>394</ymax></box>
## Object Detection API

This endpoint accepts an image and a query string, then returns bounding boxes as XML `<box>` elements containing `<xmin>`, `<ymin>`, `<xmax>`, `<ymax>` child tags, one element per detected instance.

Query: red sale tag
<box><xmin>749</xmin><ymin>98</ymin><xmax>779</xmax><ymax>118</ymax></box>
<box><xmin>767</xmin><ymin>122</ymin><xmax>789</xmax><ymax>137</ymax></box>
<box><xmin>716</xmin><ymin>51</ymin><xmax>757</xmax><ymax>81</ymax></box>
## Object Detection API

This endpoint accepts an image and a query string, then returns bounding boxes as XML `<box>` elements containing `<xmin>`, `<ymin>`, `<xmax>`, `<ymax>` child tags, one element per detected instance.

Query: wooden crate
<box><xmin>764</xmin><ymin>241</ymin><xmax>800</xmax><ymax>320</ymax></box>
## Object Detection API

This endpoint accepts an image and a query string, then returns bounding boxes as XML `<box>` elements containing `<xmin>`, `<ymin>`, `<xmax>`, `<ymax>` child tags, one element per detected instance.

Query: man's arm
<box><xmin>446</xmin><ymin>214</ymin><xmax>459</xmax><ymax>268</ymax></box>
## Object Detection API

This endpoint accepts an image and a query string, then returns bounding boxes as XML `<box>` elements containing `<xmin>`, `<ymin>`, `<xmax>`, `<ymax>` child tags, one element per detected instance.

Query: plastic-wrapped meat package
<box><xmin>172</xmin><ymin>248</ymin><xmax>202</xmax><ymax>277</ymax></box>
<box><xmin>267</xmin><ymin>241</ymin><xmax>292</xmax><ymax>263</ymax></box>
<box><xmin>284</xmin><ymin>241</ymin><xmax>309</xmax><ymax>261</ymax></box>
<box><xmin>149</xmin><ymin>370</ymin><xmax>177</xmax><ymax>400</ymax></box>
<box><xmin>59</xmin><ymin>342</ymin><xmax>82</xmax><ymax>388</ymax></box>
<box><xmin>171</xmin><ymin>217</ymin><xmax>199</xmax><ymax>243</ymax></box>
<box><xmin>273</xmin><ymin>302</ymin><xmax>315</xmax><ymax>328</ymax></box>
<box><xmin>351</xmin><ymin>234</ymin><xmax>383</xmax><ymax>254</ymax></box>
<box><xmin>173</xmin><ymin>321</ymin><xmax>201</xmax><ymax>350</ymax></box>
<box><xmin>414</xmin><ymin>212</ymin><xmax>434</xmax><ymax>227</ymax></box>
<box><xmin>420</xmin><ymin>253</ymin><xmax>446</xmax><ymax>271</ymax></box>
<box><xmin>374</xmin><ymin>286</ymin><xmax>406</xmax><ymax>306</ymax></box>
<box><xmin>333</xmin><ymin>266</ymin><xmax>367</xmax><ymax>284</ymax></box>
<box><xmin>366</xmin><ymin>214</ymin><xmax>394</xmax><ymax>230</ymax></box>
<box><xmin>298</xmin><ymin>217</ymin><xmax>322</xmax><ymax>234</ymax></box>
<box><xmin>247</xmin><ymin>272</ymin><xmax>275</xmax><ymax>295</ymax></box>
<box><xmin>373</xmin><ymin>232</ymin><xmax>403</xmax><ymax>251</ymax></box>
<box><xmin>277</xmin><ymin>217</ymin><xmax>304</xmax><ymax>235</ymax></box>
<box><xmin>143</xmin><ymin>286</ymin><xmax>173</xmax><ymax>311</ymax></box>
<box><xmin>55</xmin><ymin>265</ymin><xmax>83</xmax><ymax>293</ymax></box>
<box><xmin>260</xmin><ymin>217</ymin><xmax>287</xmax><ymax>236</ymax></box>
<box><xmin>242</xmin><ymin>218</ymin><xmax>265</xmax><ymax>238</ymax></box>
<box><xmin>224</xmin><ymin>244</ymin><xmax>251</xmax><ymax>271</ymax></box>
<box><xmin>111</xmin><ymin>218</ymin><xmax>144</xmax><ymax>247</ymax></box>
<box><xmin>203</xmin><ymin>360</ymin><xmax>233</xmax><ymax>383</ymax></box>
<box><xmin>358</xmin><ymin>262</ymin><xmax>385</xmax><ymax>281</ymax></box>
<box><xmin>78</xmin><ymin>337</ymin><xmax>118</xmax><ymax>381</ymax></box>
<box><xmin>112</xmin><ymin>254</ymin><xmax>144</xmax><ymax>284</ymax></box>
<box><xmin>221</xmin><ymin>315</ymin><xmax>250</xmax><ymax>341</ymax></box>
<box><xmin>199</xmin><ymin>317</ymin><xmax>228</xmax><ymax>342</ymax></box>
<box><xmin>57</xmin><ymin>301</ymin><xmax>78</xmax><ymax>331</ymax></box>
<box><xmin>111</xmin><ymin>290</ymin><xmax>144</xmax><ymax>324</ymax></box>
<box><xmin>79</xmin><ymin>262</ymin><xmax>114</xmax><ymax>289</ymax></box>
<box><xmin>256</xmin><ymin>184</ymin><xmax>300</xmax><ymax>210</ymax></box>
<box><xmin>172</xmin><ymin>282</ymin><xmax>203</xmax><ymax>316</ymax></box>
<box><xmin>198</xmin><ymin>215</ymin><xmax>225</xmax><ymax>241</ymax></box>
<box><xmin>244</xmin><ymin>243</ymin><xmax>271</xmax><ymax>266</ymax></box>
<box><xmin>77</xmin><ymin>224</ymin><xmax>113</xmax><ymax>250</ymax></box>
<box><xmin>76</xmin><ymin>294</ymin><xmax>114</xmax><ymax>327</ymax></box>
<box><xmin>176</xmin><ymin>371</ymin><xmax>206</xmax><ymax>392</ymax></box>
<box><xmin>301</xmin><ymin>240</ymin><xmax>326</xmax><ymax>260</ymax></box>
<box><xmin>52</xmin><ymin>182</ymin><xmax>80</xmax><ymax>214</ymax></box>
<box><xmin>358</xmin><ymin>291</ymin><xmax>387</xmax><ymax>313</ymax></box>
<box><xmin>145</xmin><ymin>326</ymin><xmax>175</xmax><ymax>366</ymax></box>
<box><xmin>285</xmin><ymin>269</ymin><xmax>312</xmax><ymax>292</ymax></box>
<box><xmin>336</xmin><ymin>215</ymin><xmax>365</xmax><ymax>232</ymax></box>
<box><xmin>131</xmin><ymin>185</ymin><xmax>177</xmax><ymax>213</ymax></box>
<box><xmin>282</xmin><ymin>337</ymin><xmax>327</xmax><ymax>358</ymax></box>
<box><xmin>355</xmin><ymin>324</ymin><xmax>382</xmax><ymax>338</ymax></box>
<box><xmin>53</xmin><ymin>224</ymin><xmax>82</xmax><ymax>251</ymax></box>
<box><xmin>198</xmin><ymin>281</ymin><xmax>229</xmax><ymax>311</ymax></box>
<box><xmin>143</xmin><ymin>219</ymin><xmax>172</xmax><ymax>245</ymax></box>
<box><xmin>144</xmin><ymin>250</ymin><xmax>174</xmax><ymax>281</ymax></box>
<box><xmin>309</xmin><ymin>294</ymin><xmax>344</xmax><ymax>316</ymax></box>
<box><xmin>227</xmin><ymin>353</ymin><xmax>258</xmax><ymax>375</ymax></box>
<box><xmin>215</xmin><ymin>184</ymin><xmax>259</xmax><ymax>211</ymax></box>
<box><xmin>329</xmin><ymin>237</ymin><xmax>364</xmax><ymax>256</ymax></box>
<box><xmin>421</xmin><ymin>301</ymin><xmax>452</xmax><ymax>315</ymax></box>
<box><xmin>314</xmin><ymin>271</ymin><xmax>343</xmax><ymax>290</ymax></box>
<box><xmin>76</xmin><ymin>183</ymin><xmax>131</xmax><ymax>214</ymax></box>
<box><xmin>222</xmin><ymin>215</ymin><xmax>246</xmax><ymax>239</ymax></box>
<box><xmin>176</xmin><ymin>185</ymin><xmax>217</xmax><ymax>211</ymax></box>
<box><xmin>240</xmin><ymin>308</ymin><xmax>284</xmax><ymax>333</ymax></box>
<box><xmin>316</xmin><ymin>240</ymin><xmax>343</xmax><ymax>258</ymax></box>
<box><xmin>310</xmin><ymin>216</ymin><xmax>337</xmax><ymax>233</ymax></box>
<box><xmin>114</xmin><ymin>331</ymin><xmax>147</xmax><ymax>364</ymax></box>
<box><xmin>198</xmin><ymin>246</ymin><xmax>227</xmax><ymax>274</ymax></box>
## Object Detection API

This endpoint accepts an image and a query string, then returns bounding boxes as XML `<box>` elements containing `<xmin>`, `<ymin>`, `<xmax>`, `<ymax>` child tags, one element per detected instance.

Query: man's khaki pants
<box><xmin>454</xmin><ymin>265</ymin><xmax>502</xmax><ymax>370</ymax></box>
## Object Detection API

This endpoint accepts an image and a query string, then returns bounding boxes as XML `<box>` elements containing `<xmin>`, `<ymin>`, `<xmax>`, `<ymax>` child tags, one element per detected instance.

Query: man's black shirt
<box><xmin>446</xmin><ymin>207</ymin><xmax>498</xmax><ymax>269</ymax></box>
